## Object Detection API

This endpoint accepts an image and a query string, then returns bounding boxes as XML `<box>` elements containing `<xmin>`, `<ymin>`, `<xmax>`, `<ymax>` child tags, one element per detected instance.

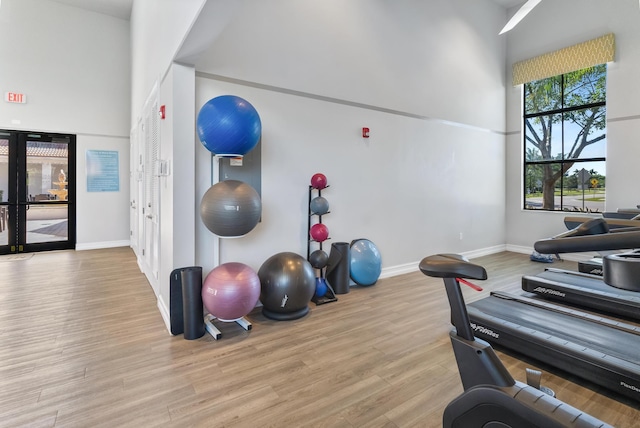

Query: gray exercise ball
<box><xmin>308</xmin><ymin>249</ymin><xmax>329</xmax><ymax>269</ymax></box>
<box><xmin>310</xmin><ymin>196</ymin><xmax>329</xmax><ymax>215</ymax></box>
<box><xmin>200</xmin><ymin>180</ymin><xmax>261</xmax><ymax>237</ymax></box>
<box><xmin>258</xmin><ymin>252</ymin><xmax>316</xmax><ymax>320</ymax></box>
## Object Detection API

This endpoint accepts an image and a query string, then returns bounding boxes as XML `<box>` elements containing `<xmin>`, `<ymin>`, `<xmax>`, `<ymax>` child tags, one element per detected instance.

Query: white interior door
<box><xmin>141</xmin><ymin>84</ymin><xmax>160</xmax><ymax>294</ymax></box>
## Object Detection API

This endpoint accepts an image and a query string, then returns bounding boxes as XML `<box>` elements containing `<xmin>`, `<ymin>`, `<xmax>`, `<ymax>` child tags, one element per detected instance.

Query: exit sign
<box><xmin>5</xmin><ymin>92</ymin><xmax>27</xmax><ymax>103</ymax></box>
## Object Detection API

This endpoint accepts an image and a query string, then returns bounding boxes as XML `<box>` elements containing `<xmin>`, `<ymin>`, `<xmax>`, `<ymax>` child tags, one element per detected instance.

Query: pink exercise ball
<box><xmin>310</xmin><ymin>223</ymin><xmax>329</xmax><ymax>242</ymax></box>
<box><xmin>202</xmin><ymin>262</ymin><xmax>261</xmax><ymax>321</ymax></box>
<box><xmin>310</xmin><ymin>173</ymin><xmax>328</xmax><ymax>189</ymax></box>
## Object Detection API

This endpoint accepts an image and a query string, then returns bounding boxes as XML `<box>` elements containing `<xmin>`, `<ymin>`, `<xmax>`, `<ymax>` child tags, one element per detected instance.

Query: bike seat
<box><xmin>419</xmin><ymin>253</ymin><xmax>487</xmax><ymax>280</ymax></box>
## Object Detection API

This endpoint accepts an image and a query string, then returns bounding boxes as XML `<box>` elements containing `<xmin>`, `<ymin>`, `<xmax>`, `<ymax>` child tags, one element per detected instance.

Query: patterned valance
<box><xmin>512</xmin><ymin>33</ymin><xmax>615</xmax><ymax>86</ymax></box>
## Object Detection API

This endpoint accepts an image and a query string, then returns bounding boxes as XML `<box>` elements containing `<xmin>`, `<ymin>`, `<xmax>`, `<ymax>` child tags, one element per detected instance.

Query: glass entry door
<box><xmin>0</xmin><ymin>130</ymin><xmax>76</xmax><ymax>255</ymax></box>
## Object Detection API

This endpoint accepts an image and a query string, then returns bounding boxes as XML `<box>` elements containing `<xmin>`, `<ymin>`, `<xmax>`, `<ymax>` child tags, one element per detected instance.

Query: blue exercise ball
<box><xmin>197</xmin><ymin>95</ymin><xmax>261</xmax><ymax>157</ymax></box>
<box><xmin>349</xmin><ymin>239</ymin><xmax>382</xmax><ymax>286</ymax></box>
<box><xmin>315</xmin><ymin>277</ymin><xmax>328</xmax><ymax>298</ymax></box>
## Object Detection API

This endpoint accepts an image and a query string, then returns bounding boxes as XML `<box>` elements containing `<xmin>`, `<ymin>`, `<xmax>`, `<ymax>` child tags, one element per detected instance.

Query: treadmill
<box><xmin>524</xmin><ymin>219</ymin><xmax>640</xmax><ymax>320</ymax></box>
<box><xmin>569</xmin><ymin>214</ymin><xmax>640</xmax><ymax>275</ymax></box>
<box><xmin>564</xmin><ymin>216</ymin><xmax>640</xmax><ymax>230</ymax></box>
<box><xmin>466</xmin><ymin>291</ymin><xmax>640</xmax><ymax>403</ymax></box>
<box><xmin>464</xmin><ymin>219</ymin><xmax>640</xmax><ymax>402</ymax></box>
<box><xmin>603</xmin><ymin>208</ymin><xmax>640</xmax><ymax>220</ymax></box>
<box><xmin>522</xmin><ymin>268</ymin><xmax>640</xmax><ymax>320</ymax></box>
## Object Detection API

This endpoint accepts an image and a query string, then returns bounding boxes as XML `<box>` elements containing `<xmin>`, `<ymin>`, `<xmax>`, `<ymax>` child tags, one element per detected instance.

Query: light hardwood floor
<box><xmin>0</xmin><ymin>248</ymin><xmax>638</xmax><ymax>427</ymax></box>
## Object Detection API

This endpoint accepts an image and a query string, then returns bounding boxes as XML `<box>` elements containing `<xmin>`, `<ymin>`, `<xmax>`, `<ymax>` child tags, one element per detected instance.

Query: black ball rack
<box><xmin>307</xmin><ymin>184</ymin><xmax>338</xmax><ymax>305</ymax></box>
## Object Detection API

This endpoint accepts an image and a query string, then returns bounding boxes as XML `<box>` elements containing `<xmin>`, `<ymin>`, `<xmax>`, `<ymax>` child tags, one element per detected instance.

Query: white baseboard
<box><xmin>157</xmin><ymin>294</ymin><xmax>173</xmax><ymax>335</ymax></box>
<box><xmin>380</xmin><ymin>261</ymin><xmax>419</xmax><ymax>278</ymax></box>
<box><xmin>505</xmin><ymin>244</ymin><xmax>532</xmax><ymax>255</ymax></box>
<box><xmin>380</xmin><ymin>244</ymin><xmax>508</xmax><ymax>279</ymax></box>
<box><xmin>462</xmin><ymin>244</ymin><xmax>507</xmax><ymax>259</ymax></box>
<box><xmin>76</xmin><ymin>240</ymin><xmax>130</xmax><ymax>251</ymax></box>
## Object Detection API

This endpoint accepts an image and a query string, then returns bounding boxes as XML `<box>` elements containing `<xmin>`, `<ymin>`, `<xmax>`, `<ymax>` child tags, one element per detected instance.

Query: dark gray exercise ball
<box><xmin>200</xmin><ymin>180</ymin><xmax>262</xmax><ymax>237</ymax></box>
<box><xmin>310</xmin><ymin>196</ymin><xmax>329</xmax><ymax>215</ymax></box>
<box><xmin>258</xmin><ymin>252</ymin><xmax>316</xmax><ymax>320</ymax></box>
<box><xmin>308</xmin><ymin>249</ymin><xmax>329</xmax><ymax>269</ymax></box>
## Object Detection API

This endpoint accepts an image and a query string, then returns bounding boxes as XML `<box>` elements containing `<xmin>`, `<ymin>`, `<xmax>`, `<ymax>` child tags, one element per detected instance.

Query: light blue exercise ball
<box><xmin>349</xmin><ymin>239</ymin><xmax>382</xmax><ymax>286</ymax></box>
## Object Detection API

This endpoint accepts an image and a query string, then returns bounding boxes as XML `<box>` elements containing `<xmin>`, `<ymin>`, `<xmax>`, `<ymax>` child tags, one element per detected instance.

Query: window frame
<box><xmin>522</xmin><ymin>68</ymin><xmax>606</xmax><ymax>211</ymax></box>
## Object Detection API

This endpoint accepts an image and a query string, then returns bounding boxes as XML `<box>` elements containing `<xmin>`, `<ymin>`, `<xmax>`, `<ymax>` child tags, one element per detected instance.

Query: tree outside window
<box><xmin>523</xmin><ymin>64</ymin><xmax>606</xmax><ymax>212</ymax></box>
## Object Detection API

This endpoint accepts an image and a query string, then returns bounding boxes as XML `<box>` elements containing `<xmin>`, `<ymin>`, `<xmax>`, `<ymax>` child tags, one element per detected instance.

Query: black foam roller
<box><xmin>326</xmin><ymin>242</ymin><xmax>350</xmax><ymax>294</ymax></box>
<box><xmin>181</xmin><ymin>266</ymin><xmax>205</xmax><ymax>340</ymax></box>
<box><xmin>169</xmin><ymin>268</ymin><xmax>185</xmax><ymax>335</ymax></box>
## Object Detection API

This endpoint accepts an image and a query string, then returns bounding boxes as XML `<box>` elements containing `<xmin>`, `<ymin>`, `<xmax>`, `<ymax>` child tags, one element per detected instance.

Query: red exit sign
<box><xmin>5</xmin><ymin>92</ymin><xmax>27</xmax><ymax>103</ymax></box>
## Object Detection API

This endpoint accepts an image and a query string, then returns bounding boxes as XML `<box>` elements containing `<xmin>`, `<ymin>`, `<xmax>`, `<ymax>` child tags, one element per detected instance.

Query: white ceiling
<box><xmin>47</xmin><ymin>0</ymin><xmax>525</xmax><ymax>22</ymax></box>
<box><xmin>49</xmin><ymin>0</ymin><xmax>133</xmax><ymax>21</ymax></box>
<box><xmin>491</xmin><ymin>0</ymin><xmax>526</xmax><ymax>8</ymax></box>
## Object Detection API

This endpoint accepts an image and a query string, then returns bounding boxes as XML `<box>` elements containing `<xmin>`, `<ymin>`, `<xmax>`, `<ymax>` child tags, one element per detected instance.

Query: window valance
<box><xmin>512</xmin><ymin>33</ymin><xmax>615</xmax><ymax>86</ymax></box>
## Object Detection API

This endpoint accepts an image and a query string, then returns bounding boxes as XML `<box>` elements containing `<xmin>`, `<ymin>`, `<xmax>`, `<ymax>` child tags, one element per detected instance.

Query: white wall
<box><xmin>504</xmin><ymin>0</ymin><xmax>640</xmax><ymax>250</ymax></box>
<box><xmin>156</xmin><ymin>63</ymin><xmax>197</xmax><ymax>326</ymax></box>
<box><xmin>0</xmin><ymin>0</ymin><xmax>131</xmax><ymax>248</ymax></box>
<box><xmin>130</xmin><ymin>0</ymin><xmax>205</xmax><ymax>123</ymax></box>
<box><xmin>130</xmin><ymin>0</ymin><xmax>228</xmax><ymax>324</ymax></box>
<box><xmin>193</xmin><ymin>0</ymin><xmax>508</xmax><ymax>276</ymax></box>
<box><xmin>76</xmin><ymin>136</ymin><xmax>131</xmax><ymax>249</ymax></box>
<box><xmin>197</xmin><ymin>0</ymin><xmax>507</xmax><ymax>132</ymax></box>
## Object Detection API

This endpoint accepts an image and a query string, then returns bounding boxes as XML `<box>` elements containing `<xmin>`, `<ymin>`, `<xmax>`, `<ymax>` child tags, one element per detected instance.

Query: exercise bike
<box><xmin>419</xmin><ymin>253</ymin><xmax>612</xmax><ymax>428</ymax></box>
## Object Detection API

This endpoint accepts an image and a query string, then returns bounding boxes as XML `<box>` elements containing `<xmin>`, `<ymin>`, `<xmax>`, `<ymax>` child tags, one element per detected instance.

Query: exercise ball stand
<box><xmin>307</xmin><ymin>183</ymin><xmax>337</xmax><ymax>305</ymax></box>
<box><xmin>204</xmin><ymin>313</ymin><xmax>252</xmax><ymax>340</ymax></box>
<box><xmin>263</xmin><ymin>306</ymin><xmax>310</xmax><ymax>321</ymax></box>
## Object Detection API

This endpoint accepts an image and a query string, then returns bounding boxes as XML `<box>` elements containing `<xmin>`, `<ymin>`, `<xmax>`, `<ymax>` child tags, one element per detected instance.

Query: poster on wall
<box><xmin>86</xmin><ymin>150</ymin><xmax>120</xmax><ymax>192</ymax></box>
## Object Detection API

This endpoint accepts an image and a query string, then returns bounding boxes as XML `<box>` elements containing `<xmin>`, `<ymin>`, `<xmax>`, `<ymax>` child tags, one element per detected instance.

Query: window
<box><xmin>523</xmin><ymin>64</ymin><xmax>606</xmax><ymax>212</ymax></box>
